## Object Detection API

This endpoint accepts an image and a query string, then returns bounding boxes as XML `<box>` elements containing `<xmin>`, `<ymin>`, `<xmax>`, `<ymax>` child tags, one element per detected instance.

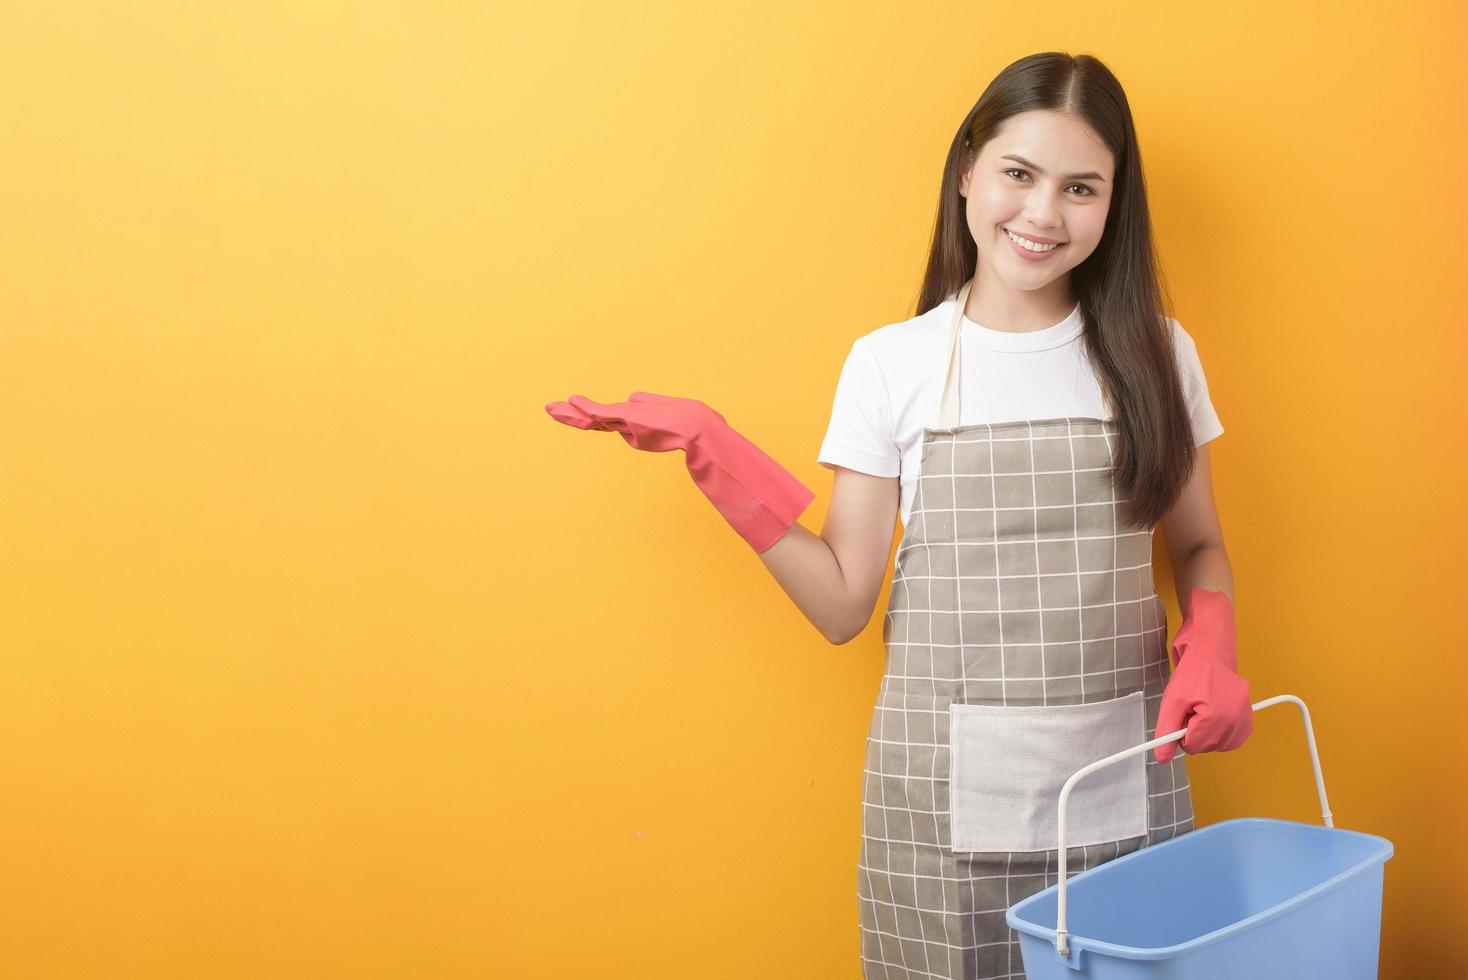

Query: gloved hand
<box><xmin>1153</xmin><ymin>588</ymin><xmax>1253</xmax><ymax>764</ymax></box>
<box><xmin>544</xmin><ymin>391</ymin><xmax>814</xmax><ymax>555</ymax></box>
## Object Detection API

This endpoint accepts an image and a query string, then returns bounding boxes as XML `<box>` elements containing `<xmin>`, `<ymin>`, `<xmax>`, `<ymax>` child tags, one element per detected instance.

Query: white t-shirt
<box><xmin>817</xmin><ymin>297</ymin><xmax>1225</xmax><ymax>529</ymax></box>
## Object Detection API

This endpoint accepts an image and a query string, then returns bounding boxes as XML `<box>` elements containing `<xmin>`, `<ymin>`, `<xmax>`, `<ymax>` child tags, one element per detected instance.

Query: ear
<box><xmin>958</xmin><ymin>152</ymin><xmax>976</xmax><ymax>199</ymax></box>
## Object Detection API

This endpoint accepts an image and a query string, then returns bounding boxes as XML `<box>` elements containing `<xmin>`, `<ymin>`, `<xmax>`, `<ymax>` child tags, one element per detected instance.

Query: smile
<box><xmin>1004</xmin><ymin>227</ymin><xmax>1062</xmax><ymax>259</ymax></box>
<box><xmin>1004</xmin><ymin>228</ymin><xmax>1064</xmax><ymax>252</ymax></box>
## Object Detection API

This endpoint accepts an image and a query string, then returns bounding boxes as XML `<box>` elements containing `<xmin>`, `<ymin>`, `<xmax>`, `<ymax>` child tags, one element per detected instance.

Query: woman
<box><xmin>546</xmin><ymin>50</ymin><xmax>1252</xmax><ymax>980</ymax></box>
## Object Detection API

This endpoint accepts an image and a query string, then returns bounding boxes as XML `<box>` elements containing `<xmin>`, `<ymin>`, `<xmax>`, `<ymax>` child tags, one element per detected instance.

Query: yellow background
<box><xmin>4</xmin><ymin>2</ymin><xmax>1465</xmax><ymax>977</ymax></box>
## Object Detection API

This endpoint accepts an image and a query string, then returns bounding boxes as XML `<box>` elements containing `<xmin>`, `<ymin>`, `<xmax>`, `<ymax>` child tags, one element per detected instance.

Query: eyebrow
<box><xmin>1000</xmin><ymin>154</ymin><xmax>1107</xmax><ymax>182</ymax></box>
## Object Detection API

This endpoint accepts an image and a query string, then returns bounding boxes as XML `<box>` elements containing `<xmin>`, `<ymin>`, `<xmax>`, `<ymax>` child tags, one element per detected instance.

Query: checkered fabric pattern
<box><xmin>857</xmin><ymin>417</ymin><xmax>1194</xmax><ymax>980</ymax></box>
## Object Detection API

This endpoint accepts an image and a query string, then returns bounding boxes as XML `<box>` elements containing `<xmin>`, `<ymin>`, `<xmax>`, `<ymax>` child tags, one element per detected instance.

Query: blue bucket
<box><xmin>1004</xmin><ymin>695</ymin><xmax>1394</xmax><ymax>978</ymax></box>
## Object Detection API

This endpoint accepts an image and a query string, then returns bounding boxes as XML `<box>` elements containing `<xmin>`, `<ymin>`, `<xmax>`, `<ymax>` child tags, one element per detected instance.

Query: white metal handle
<box><xmin>1052</xmin><ymin>694</ymin><xmax>1333</xmax><ymax>958</ymax></box>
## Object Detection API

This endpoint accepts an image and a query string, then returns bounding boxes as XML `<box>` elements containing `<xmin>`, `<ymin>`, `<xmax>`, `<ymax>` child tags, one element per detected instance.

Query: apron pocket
<box><xmin>948</xmin><ymin>690</ymin><xmax>1148</xmax><ymax>853</ymax></box>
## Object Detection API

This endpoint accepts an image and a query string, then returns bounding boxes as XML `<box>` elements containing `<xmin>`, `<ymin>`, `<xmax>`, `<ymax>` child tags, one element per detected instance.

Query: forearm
<box><xmin>1171</xmin><ymin>545</ymin><xmax>1235</xmax><ymax>616</ymax></box>
<box><xmin>758</xmin><ymin>523</ymin><xmax>855</xmax><ymax>644</ymax></box>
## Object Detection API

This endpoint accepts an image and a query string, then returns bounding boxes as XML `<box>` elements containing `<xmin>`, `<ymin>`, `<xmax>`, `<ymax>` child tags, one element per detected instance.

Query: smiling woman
<box><xmin>799</xmin><ymin>50</ymin><xmax>1250</xmax><ymax>980</ymax></box>
<box><xmin>544</xmin><ymin>46</ymin><xmax>1250</xmax><ymax>980</ymax></box>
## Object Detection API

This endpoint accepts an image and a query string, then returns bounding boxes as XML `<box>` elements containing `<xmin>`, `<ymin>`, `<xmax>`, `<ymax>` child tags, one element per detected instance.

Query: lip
<box><xmin>1003</xmin><ymin>227</ymin><xmax>1065</xmax><ymax>245</ymax></box>
<box><xmin>1003</xmin><ymin>227</ymin><xmax>1066</xmax><ymax>260</ymax></box>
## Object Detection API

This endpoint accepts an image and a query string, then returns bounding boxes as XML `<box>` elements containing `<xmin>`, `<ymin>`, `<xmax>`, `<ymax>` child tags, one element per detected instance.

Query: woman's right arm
<box><xmin>758</xmin><ymin>467</ymin><xmax>899</xmax><ymax>645</ymax></box>
<box><xmin>544</xmin><ymin>391</ymin><xmax>897</xmax><ymax>642</ymax></box>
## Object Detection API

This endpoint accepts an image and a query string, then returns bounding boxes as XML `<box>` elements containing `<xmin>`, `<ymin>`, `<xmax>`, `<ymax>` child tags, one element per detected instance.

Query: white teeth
<box><xmin>1006</xmin><ymin>229</ymin><xmax>1061</xmax><ymax>252</ymax></box>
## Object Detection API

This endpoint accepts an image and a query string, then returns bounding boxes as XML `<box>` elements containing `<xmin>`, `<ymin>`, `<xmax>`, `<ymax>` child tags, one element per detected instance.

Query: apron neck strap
<box><xmin>938</xmin><ymin>280</ymin><xmax>970</xmax><ymax>429</ymax></box>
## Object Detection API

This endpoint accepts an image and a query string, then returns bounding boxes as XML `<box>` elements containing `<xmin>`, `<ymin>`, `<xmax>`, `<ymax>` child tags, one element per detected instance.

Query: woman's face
<box><xmin>959</xmin><ymin>110</ymin><xmax>1115</xmax><ymax>292</ymax></box>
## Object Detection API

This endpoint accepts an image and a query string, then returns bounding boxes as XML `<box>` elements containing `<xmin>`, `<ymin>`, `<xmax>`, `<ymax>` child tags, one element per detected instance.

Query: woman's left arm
<box><xmin>1154</xmin><ymin>441</ymin><xmax>1253</xmax><ymax>762</ymax></box>
<box><xmin>1160</xmin><ymin>443</ymin><xmax>1234</xmax><ymax>612</ymax></box>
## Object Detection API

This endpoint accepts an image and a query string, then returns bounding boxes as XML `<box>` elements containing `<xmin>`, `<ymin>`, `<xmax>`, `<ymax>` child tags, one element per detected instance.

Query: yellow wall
<box><xmin>4</xmin><ymin>3</ymin><xmax>1464</xmax><ymax>977</ymax></box>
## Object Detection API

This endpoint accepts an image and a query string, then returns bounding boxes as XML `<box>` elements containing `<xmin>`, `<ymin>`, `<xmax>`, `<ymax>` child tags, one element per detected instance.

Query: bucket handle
<box><xmin>1053</xmin><ymin>694</ymin><xmax>1333</xmax><ymax>959</ymax></box>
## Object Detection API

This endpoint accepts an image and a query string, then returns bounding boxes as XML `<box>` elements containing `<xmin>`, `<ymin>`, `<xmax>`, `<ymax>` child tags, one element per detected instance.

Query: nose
<box><xmin>1021</xmin><ymin>191</ymin><xmax>1063</xmax><ymax>229</ymax></box>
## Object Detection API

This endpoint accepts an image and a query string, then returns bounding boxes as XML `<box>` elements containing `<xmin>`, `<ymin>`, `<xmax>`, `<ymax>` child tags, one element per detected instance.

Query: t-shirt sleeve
<box><xmin>1171</xmin><ymin>320</ymin><xmax>1225</xmax><ymax>447</ymax></box>
<box><xmin>817</xmin><ymin>337</ymin><xmax>901</xmax><ymax>476</ymax></box>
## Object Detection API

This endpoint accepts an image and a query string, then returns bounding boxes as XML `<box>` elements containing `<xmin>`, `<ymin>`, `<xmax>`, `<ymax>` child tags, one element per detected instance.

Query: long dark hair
<box><xmin>916</xmin><ymin>51</ymin><xmax>1194</xmax><ymax>530</ymax></box>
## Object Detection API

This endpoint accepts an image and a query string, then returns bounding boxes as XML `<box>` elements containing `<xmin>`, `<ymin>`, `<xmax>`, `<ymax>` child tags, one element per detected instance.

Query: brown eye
<box><xmin>1004</xmin><ymin>169</ymin><xmax>1094</xmax><ymax>196</ymax></box>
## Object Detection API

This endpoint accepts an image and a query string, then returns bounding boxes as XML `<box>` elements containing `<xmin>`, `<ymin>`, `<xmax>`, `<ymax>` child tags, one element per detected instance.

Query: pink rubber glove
<box><xmin>1153</xmin><ymin>589</ymin><xmax>1254</xmax><ymax>764</ymax></box>
<box><xmin>544</xmin><ymin>391</ymin><xmax>814</xmax><ymax>555</ymax></box>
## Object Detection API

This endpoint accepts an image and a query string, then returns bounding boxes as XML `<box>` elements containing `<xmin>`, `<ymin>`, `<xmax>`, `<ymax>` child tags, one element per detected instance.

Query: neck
<box><xmin>962</xmin><ymin>276</ymin><xmax>1077</xmax><ymax>333</ymax></box>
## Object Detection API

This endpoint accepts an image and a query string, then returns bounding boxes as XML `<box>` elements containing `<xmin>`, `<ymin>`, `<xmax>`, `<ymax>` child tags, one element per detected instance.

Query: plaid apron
<box><xmin>856</xmin><ymin>282</ymin><xmax>1194</xmax><ymax>979</ymax></box>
